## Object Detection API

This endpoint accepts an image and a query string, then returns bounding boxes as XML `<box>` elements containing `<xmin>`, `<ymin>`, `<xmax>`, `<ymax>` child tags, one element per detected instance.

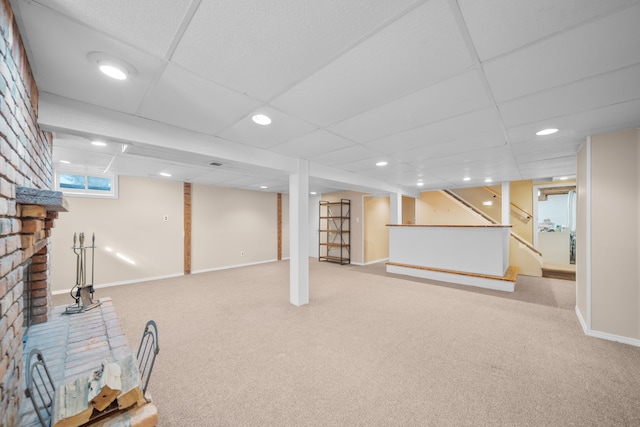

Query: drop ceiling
<box><xmin>10</xmin><ymin>0</ymin><xmax>640</xmax><ymax>195</ymax></box>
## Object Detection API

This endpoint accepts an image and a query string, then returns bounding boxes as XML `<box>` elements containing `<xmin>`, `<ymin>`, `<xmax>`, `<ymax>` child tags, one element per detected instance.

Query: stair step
<box><xmin>542</xmin><ymin>264</ymin><xmax>576</xmax><ymax>281</ymax></box>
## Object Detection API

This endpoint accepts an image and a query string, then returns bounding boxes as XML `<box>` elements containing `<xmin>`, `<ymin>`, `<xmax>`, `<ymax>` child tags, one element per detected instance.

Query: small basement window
<box><xmin>55</xmin><ymin>170</ymin><xmax>118</xmax><ymax>198</ymax></box>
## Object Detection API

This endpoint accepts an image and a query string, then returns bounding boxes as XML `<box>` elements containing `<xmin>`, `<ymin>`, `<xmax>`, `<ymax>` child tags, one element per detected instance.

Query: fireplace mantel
<box><xmin>16</xmin><ymin>186</ymin><xmax>68</xmax><ymax>212</ymax></box>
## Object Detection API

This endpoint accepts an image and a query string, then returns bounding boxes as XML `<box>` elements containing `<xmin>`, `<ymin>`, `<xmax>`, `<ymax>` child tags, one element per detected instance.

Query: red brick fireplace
<box><xmin>1</xmin><ymin>0</ymin><xmax>64</xmax><ymax>424</ymax></box>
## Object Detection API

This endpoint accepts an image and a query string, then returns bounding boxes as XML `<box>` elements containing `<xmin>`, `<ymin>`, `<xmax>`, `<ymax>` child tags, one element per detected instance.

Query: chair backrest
<box><xmin>25</xmin><ymin>348</ymin><xmax>56</xmax><ymax>427</ymax></box>
<box><xmin>136</xmin><ymin>320</ymin><xmax>159</xmax><ymax>395</ymax></box>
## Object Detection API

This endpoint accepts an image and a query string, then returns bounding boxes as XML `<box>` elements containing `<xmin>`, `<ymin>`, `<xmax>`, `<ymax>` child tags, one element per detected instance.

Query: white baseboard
<box><xmin>365</xmin><ymin>258</ymin><xmax>388</xmax><ymax>265</ymax></box>
<box><xmin>387</xmin><ymin>264</ymin><xmax>514</xmax><ymax>292</ymax></box>
<box><xmin>52</xmin><ymin>259</ymin><xmax>282</xmax><ymax>295</ymax></box>
<box><xmin>51</xmin><ymin>272</ymin><xmax>184</xmax><ymax>295</ymax></box>
<box><xmin>191</xmin><ymin>259</ymin><xmax>278</xmax><ymax>275</ymax></box>
<box><xmin>575</xmin><ymin>305</ymin><xmax>640</xmax><ymax>347</ymax></box>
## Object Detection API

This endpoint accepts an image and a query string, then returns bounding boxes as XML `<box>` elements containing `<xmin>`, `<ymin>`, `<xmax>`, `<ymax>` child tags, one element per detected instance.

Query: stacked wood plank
<box><xmin>52</xmin><ymin>354</ymin><xmax>146</xmax><ymax>427</ymax></box>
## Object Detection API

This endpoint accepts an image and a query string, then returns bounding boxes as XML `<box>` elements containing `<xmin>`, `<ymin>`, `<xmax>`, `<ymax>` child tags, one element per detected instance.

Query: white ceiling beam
<box><xmin>38</xmin><ymin>92</ymin><xmax>420</xmax><ymax>197</ymax></box>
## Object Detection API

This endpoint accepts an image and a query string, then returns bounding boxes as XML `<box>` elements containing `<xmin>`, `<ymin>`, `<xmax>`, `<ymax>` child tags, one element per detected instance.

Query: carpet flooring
<box><xmin>52</xmin><ymin>260</ymin><xmax>640</xmax><ymax>426</ymax></box>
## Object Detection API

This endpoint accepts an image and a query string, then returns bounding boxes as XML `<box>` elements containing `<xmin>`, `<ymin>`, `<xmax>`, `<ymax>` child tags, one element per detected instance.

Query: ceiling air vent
<box><xmin>209</xmin><ymin>162</ymin><xmax>223</xmax><ymax>167</ymax></box>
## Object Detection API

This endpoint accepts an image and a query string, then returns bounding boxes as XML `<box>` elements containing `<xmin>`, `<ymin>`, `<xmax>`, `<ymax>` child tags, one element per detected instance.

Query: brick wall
<box><xmin>0</xmin><ymin>0</ymin><xmax>55</xmax><ymax>424</ymax></box>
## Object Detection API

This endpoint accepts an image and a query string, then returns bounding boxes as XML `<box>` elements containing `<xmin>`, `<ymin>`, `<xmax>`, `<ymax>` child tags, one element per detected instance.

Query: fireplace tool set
<box><xmin>64</xmin><ymin>232</ymin><xmax>100</xmax><ymax>314</ymax></box>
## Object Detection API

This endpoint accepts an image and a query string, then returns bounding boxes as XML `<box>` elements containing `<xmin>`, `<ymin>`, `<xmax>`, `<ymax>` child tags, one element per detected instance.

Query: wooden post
<box><xmin>277</xmin><ymin>193</ymin><xmax>282</xmax><ymax>261</ymax></box>
<box><xmin>184</xmin><ymin>182</ymin><xmax>192</xmax><ymax>274</ymax></box>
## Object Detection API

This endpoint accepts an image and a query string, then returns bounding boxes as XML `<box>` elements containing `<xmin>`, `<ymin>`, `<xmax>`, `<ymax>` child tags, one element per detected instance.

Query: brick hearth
<box><xmin>17</xmin><ymin>298</ymin><xmax>158</xmax><ymax>426</ymax></box>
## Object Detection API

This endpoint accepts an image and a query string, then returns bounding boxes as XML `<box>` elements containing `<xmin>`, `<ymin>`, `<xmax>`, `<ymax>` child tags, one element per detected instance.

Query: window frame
<box><xmin>54</xmin><ymin>170</ymin><xmax>119</xmax><ymax>199</ymax></box>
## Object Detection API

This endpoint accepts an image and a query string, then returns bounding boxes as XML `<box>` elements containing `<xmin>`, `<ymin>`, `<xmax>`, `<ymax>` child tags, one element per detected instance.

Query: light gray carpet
<box><xmin>53</xmin><ymin>261</ymin><xmax>640</xmax><ymax>426</ymax></box>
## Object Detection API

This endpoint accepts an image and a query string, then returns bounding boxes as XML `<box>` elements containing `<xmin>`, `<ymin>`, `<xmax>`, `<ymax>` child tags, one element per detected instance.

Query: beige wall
<box><xmin>510</xmin><ymin>180</ymin><xmax>534</xmax><ymax>243</ymax></box>
<box><xmin>192</xmin><ymin>184</ymin><xmax>277</xmax><ymax>272</ymax></box>
<box><xmin>588</xmin><ymin>129</ymin><xmax>640</xmax><ymax>339</ymax></box>
<box><xmin>281</xmin><ymin>193</ymin><xmax>290</xmax><ymax>259</ymax></box>
<box><xmin>322</xmin><ymin>191</ymin><xmax>364</xmax><ymax>264</ymax></box>
<box><xmin>52</xmin><ymin>177</ymin><xmax>285</xmax><ymax>292</ymax></box>
<box><xmin>364</xmin><ymin>196</ymin><xmax>390</xmax><ymax>263</ymax></box>
<box><xmin>51</xmin><ymin>176</ymin><xmax>184</xmax><ymax>292</ymax></box>
<box><xmin>576</xmin><ymin>142</ymin><xmax>588</xmax><ymax>321</ymax></box>
<box><xmin>402</xmin><ymin>196</ymin><xmax>416</xmax><ymax>224</ymax></box>
<box><xmin>416</xmin><ymin>191</ymin><xmax>486</xmax><ymax>225</ymax></box>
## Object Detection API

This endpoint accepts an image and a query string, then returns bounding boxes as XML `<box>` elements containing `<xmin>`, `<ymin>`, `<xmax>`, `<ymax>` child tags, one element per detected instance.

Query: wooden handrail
<box><xmin>482</xmin><ymin>187</ymin><xmax>533</xmax><ymax>219</ymax></box>
<box><xmin>442</xmin><ymin>190</ymin><xmax>542</xmax><ymax>257</ymax></box>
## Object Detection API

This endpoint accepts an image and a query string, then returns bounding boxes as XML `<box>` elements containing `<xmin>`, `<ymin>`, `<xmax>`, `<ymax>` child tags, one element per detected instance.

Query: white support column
<box><xmin>389</xmin><ymin>192</ymin><xmax>403</xmax><ymax>225</ymax></box>
<box><xmin>501</xmin><ymin>182</ymin><xmax>510</xmax><ymax>225</ymax></box>
<box><xmin>289</xmin><ymin>159</ymin><xmax>309</xmax><ymax>306</ymax></box>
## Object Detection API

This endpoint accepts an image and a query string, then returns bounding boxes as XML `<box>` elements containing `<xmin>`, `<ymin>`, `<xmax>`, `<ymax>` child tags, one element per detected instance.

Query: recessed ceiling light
<box><xmin>376</xmin><ymin>161</ymin><xmax>388</xmax><ymax>167</ymax></box>
<box><xmin>160</xmin><ymin>172</ymin><xmax>171</xmax><ymax>177</ymax></box>
<box><xmin>252</xmin><ymin>114</ymin><xmax>272</xmax><ymax>125</ymax></box>
<box><xmin>536</xmin><ymin>128</ymin><xmax>558</xmax><ymax>136</ymax></box>
<box><xmin>485</xmin><ymin>178</ymin><xmax>492</xmax><ymax>183</ymax></box>
<box><xmin>88</xmin><ymin>52</ymin><xmax>136</xmax><ymax>81</ymax></box>
<box><xmin>260</xmin><ymin>185</ymin><xmax>268</xmax><ymax>189</ymax></box>
<box><xmin>310</xmin><ymin>192</ymin><xmax>317</xmax><ymax>195</ymax></box>
<box><xmin>99</xmin><ymin>63</ymin><xmax>127</xmax><ymax>80</ymax></box>
<box><xmin>482</xmin><ymin>201</ymin><xmax>493</xmax><ymax>206</ymax></box>
<box><xmin>463</xmin><ymin>177</ymin><xmax>471</xmax><ymax>181</ymax></box>
<box><xmin>416</xmin><ymin>182</ymin><xmax>424</xmax><ymax>186</ymax></box>
<box><xmin>60</xmin><ymin>160</ymin><xmax>70</xmax><ymax>164</ymax></box>
<box><xmin>91</xmin><ymin>141</ymin><xmax>107</xmax><ymax>146</ymax></box>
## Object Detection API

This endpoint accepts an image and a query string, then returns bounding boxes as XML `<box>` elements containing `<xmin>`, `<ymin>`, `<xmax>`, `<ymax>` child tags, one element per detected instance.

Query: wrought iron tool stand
<box><xmin>64</xmin><ymin>232</ymin><xmax>100</xmax><ymax>314</ymax></box>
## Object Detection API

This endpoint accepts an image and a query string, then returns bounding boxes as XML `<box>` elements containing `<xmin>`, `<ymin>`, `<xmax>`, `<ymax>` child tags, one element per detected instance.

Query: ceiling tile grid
<box><xmin>10</xmin><ymin>0</ymin><xmax>640</xmax><ymax>194</ymax></box>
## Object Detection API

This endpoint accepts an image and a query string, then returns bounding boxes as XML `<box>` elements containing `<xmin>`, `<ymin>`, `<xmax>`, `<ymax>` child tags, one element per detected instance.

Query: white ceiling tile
<box><xmin>390</xmin><ymin>130</ymin><xmax>507</xmax><ymax>163</ymax></box>
<box><xmin>35</xmin><ymin>0</ymin><xmax>193</xmax><ymax>57</ymax></box>
<box><xmin>517</xmin><ymin>156</ymin><xmax>577</xmax><ymax>178</ymax></box>
<box><xmin>499</xmin><ymin>64</ymin><xmax>640</xmax><ymax>128</ymax></box>
<box><xmin>139</xmin><ymin>64</ymin><xmax>261</xmax><ymax>135</ymax></box>
<box><xmin>217</xmin><ymin>107</ymin><xmax>316</xmax><ymax>149</ymax></box>
<box><xmin>171</xmin><ymin>0</ymin><xmax>424</xmax><ymax>100</ymax></box>
<box><xmin>270</xmin><ymin>130</ymin><xmax>356</xmax><ymax>159</ymax></box>
<box><xmin>330</xmin><ymin>71</ymin><xmax>492</xmax><ymax>143</ymax></box>
<box><xmin>366</xmin><ymin>109</ymin><xmax>504</xmax><ymax>153</ymax></box>
<box><xmin>310</xmin><ymin>145</ymin><xmax>381</xmax><ymax>166</ymax></box>
<box><xmin>17</xmin><ymin>2</ymin><xmax>163</xmax><ymax>115</ymax></box>
<box><xmin>459</xmin><ymin>0</ymin><xmax>638</xmax><ymax>60</ymax></box>
<box><xmin>271</xmin><ymin>0</ymin><xmax>472</xmax><ymax>126</ymax></box>
<box><xmin>406</xmin><ymin>145</ymin><xmax>515</xmax><ymax>169</ymax></box>
<box><xmin>507</xmin><ymin>99</ymin><xmax>640</xmax><ymax>143</ymax></box>
<box><xmin>53</xmin><ymin>146</ymin><xmax>114</xmax><ymax>171</ymax></box>
<box><xmin>484</xmin><ymin>3</ymin><xmax>640</xmax><ymax>103</ymax></box>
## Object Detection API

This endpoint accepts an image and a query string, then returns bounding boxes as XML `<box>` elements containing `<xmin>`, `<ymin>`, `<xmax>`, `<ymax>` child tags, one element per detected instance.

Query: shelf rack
<box><xmin>319</xmin><ymin>199</ymin><xmax>350</xmax><ymax>264</ymax></box>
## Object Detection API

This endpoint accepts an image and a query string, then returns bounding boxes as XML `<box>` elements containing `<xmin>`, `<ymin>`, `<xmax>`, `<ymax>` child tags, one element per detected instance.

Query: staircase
<box><xmin>542</xmin><ymin>264</ymin><xmax>576</xmax><ymax>280</ymax></box>
<box><xmin>442</xmin><ymin>189</ymin><xmax>544</xmax><ymax>276</ymax></box>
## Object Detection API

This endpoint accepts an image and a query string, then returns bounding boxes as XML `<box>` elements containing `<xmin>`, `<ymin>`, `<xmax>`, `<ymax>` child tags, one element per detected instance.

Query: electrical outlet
<box><xmin>240</xmin><ymin>250</ymin><xmax>245</xmax><ymax>256</ymax></box>
<box><xmin>163</xmin><ymin>215</ymin><xmax>169</xmax><ymax>221</ymax></box>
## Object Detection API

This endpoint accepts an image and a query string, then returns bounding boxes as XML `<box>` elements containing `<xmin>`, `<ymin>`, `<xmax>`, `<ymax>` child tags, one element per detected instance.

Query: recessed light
<box><xmin>260</xmin><ymin>185</ymin><xmax>268</xmax><ymax>189</ymax></box>
<box><xmin>463</xmin><ymin>177</ymin><xmax>471</xmax><ymax>181</ymax></box>
<box><xmin>376</xmin><ymin>161</ymin><xmax>388</xmax><ymax>167</ymax></box>
<box><xmin>482</xmin><ymin>201</ymin><xmax>493</xmax><ymax>206</ymax></box>
<box><xmin>310</xmin><ymin>192</ymin><xmax>317</xmax><ymax>195</ymax></box>
<box><xmin>536</xmin><ymin>128</ymin><xmax>558</xmax><ymax>136</ymax></box>
<box><xmin>88</xmin><ymin>52</ymin><xmax>136</xmax><ymax>81</ymax></box>
<box><xmin>416</xmin><ymin>182</ymin><xmax>424</xmax><ymax>186</ymax></box>
<box><xmin>484</xmin><ymin>178</ymin><xmax>492</xmax><ymax>183</ymax></box>
<box><xmin>160</xmin><ymin>172</ymin><xmax>171</xmax><ymax>177</ymax></box>
<box><xmin>60</xmin><ymin>160</ymin><xmax>70</xmax><ymax>164</ymax></box>
<box><xmin>91</xmin><ymin>141</ymin><xmax>107</xmax><ymax>146</ymax></box>
<box><xmin>99</xmin><ymin>63</ymin><xmax>127</xmax><ymax>80</ymax></box>
<box><xmin>252</xmin><ymin>114</ymin><xmax>272</xmax><ymax>125</ymax></box>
